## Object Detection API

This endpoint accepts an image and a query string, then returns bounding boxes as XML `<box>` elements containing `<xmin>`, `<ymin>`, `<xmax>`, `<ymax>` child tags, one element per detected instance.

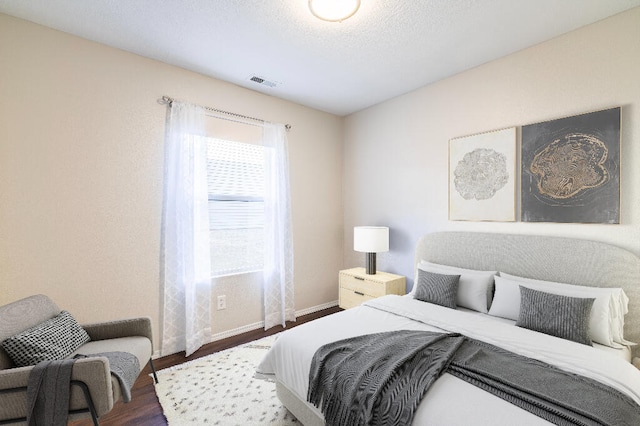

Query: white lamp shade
<box><xmin>354</xmin><ymin>226</ymin><xmax>389</xmax><ymax>253</ymax></box>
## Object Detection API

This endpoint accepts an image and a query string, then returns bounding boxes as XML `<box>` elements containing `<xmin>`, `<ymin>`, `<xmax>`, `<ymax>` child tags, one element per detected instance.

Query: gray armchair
<box><xmin>0</xmin><ymin>295</ymin><xmax>157</xmax><ymax>425</ymax></box>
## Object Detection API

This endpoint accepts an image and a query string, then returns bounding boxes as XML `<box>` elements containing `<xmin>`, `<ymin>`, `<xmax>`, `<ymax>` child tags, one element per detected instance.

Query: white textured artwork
<box><xmin>454</xmin><ymin>148</ymin><xmax>509</xmax><ymax>200</ymax></box>
<box><xmin>449</xmin><ymin>128</ymin><xmax>516</xmax><ymax>221</ymax></box>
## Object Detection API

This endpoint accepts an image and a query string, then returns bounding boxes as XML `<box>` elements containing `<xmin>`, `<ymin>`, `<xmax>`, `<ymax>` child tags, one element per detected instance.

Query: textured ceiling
<box><xmin>1</xmin><ymin>0</ymin><xmax>639</xmax><ymax>116</ymax></box>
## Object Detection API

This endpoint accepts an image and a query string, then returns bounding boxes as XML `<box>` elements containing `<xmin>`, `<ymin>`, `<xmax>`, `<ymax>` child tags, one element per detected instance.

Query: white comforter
<box><xmin>256</xmin><ymin>295</ymin><xmax>640</xmax><ymax>426</ymax></box>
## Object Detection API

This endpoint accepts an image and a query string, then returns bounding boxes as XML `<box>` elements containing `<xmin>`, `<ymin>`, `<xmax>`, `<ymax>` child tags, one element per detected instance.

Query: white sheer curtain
<box><xmin>161</xmin><ymin>101</ymin><xmax>212</xmax><ymax>357</ymax></box>
<box><xmin>262</xmin><ymin>123</ymin><xmax>295</xmax><ymax>329</ymax></box>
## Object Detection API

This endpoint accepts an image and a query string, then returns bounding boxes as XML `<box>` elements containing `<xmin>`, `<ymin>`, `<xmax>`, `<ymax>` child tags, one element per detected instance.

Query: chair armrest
<box><xmin>0</xmin><ymin>365</ymin><xmax>32</xmax><ymax>390</ymax></box>
<box><xmin>0</xmin><ymin>366</ymin><xmax>37</xmax><ymax>422</ymax></box>
<box><xmin>0</xmin><ymin>357</ymin><xmax>114</xmax><ymax>420</ymax></box>
<box><xmin>82</xmin><ymin>317</ymin><xmax>153</xmax><ymax>344</ymax></box>
<box><xmin>69</xmin><ymin>357</ymin><xmax>114</xmax><ymax>416</ymax></box>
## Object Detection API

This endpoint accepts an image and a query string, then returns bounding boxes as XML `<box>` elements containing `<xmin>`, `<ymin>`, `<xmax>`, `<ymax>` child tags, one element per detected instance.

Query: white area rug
<box><xmin>154</xmin><ymin>334</ymin><xmax>300</xmax><ymax>425</ymax></box>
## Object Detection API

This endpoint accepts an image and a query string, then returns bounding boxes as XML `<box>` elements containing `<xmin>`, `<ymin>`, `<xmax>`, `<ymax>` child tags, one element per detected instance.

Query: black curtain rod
<box><xmin>160</xmin><ymin>96</ymin><xmax>291</xmax><ymax>130</ymax></box>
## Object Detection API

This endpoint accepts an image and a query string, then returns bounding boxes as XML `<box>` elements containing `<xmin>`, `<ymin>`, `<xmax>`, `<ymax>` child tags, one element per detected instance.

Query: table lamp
<box><xmin>354</xmin><ymin>226</ymin><xmax>389</xmax><ymax>275</ymax></box>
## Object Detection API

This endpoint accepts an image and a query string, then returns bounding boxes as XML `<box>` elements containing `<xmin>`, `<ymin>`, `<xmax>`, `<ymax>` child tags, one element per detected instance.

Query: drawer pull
<box><xmin>355</xmin><ymin>291</ymin><xmax>365</xmax><ymax>296</ymax></box>
<box><xmin>354</xmin><ymin>276</ymin><xmax>365</xmax><ymax>281</ymax></box>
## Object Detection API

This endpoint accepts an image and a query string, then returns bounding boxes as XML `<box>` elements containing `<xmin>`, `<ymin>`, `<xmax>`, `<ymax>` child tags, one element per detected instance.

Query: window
<box><xmin>206</xmin><ymin>137</ymin><xmax>266</xmax><ymax>277</ymax></box>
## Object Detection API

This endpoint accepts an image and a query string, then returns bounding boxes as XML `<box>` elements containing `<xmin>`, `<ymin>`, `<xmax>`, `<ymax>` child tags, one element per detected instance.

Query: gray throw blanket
<box><xmin>73</xmin><ymin>351</ymin><xmax>140</xmax><ymax>403</ymax></box>
<box><xmin>308</xmin><ymin>330</ymin><xmax>640</xmax><ymax>426</ymax></box>
<box><xmin>27</xmin><ymin>359</ymin><xmax>75</xmax><ymax>426</ymax></box>
<box><xmin>26</xmin><ymin>351</ymin><xmax>140</xmax><ymax>425</ymax></box>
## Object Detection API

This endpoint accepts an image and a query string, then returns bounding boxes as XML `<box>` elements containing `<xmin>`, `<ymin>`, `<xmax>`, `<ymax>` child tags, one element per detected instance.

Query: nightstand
<box><xmin>339</xmin><ymin>267</ymin><xmax>406</xmax><ymax>309</ymax></box>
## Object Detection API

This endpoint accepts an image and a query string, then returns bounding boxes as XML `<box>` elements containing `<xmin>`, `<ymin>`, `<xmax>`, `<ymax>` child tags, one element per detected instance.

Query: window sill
<box><xmin>212</xmin><ymin>268</ymin><xmax>263</xmax><ymax>279</ymax></box>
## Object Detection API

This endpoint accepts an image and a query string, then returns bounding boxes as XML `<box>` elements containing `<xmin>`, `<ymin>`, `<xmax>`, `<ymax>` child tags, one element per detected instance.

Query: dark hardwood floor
<box><xmin>69</xmin><ymin>306</ymin><xmax>341</xmax><ymax>426</ymax></box>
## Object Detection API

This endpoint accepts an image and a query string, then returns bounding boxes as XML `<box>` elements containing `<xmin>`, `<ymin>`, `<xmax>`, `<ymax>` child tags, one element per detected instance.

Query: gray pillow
<box><xmin>414</xmin><ymin>270</ymin><xmax>460</xmax><ymax>309</ymax></box>
<box><xmin>1</xmin><ymin>310</ymin><xmax>91</xmax><ymax>367</ymax></box>
<box><xmin>516</xmin><ymin>286</ymin><xmax>594</xmax><ymax>346</ymax></box>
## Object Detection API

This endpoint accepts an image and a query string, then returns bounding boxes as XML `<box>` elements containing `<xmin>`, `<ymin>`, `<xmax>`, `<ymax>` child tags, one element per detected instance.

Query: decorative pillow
<box><xmin>500</xmin><ymin>272</ymin><xmax>631</xmax><ymax>346</ymax></box>
<box><xmin>487</xmin><ymin>276</ymin><xmax>521</xmax><ymax>321</ymax></box>
<box><xmin>413</xmin><ymin>270</ymin><xmax>460</xmax><ymax>309</ymax></box>
<box><xmin>1</xmin><ymin>310</ymin><xmax>91</xmax><ymax>367</ymax></box>
<box><xmin>418</xmin><ymin>261</ymin><xmax>496</xmax><ymax>313</ymax></box>
<box><xmin>516</xmin><ymin>286</ymin><xmax>594</xmax><ymax>346</ymax></box>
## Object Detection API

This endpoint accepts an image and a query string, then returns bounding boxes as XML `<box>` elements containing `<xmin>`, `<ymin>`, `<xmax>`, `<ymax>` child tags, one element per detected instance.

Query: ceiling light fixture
<box><xmin>308</xmin><ymin>0</ymin><xmax>361</xmax><ymax>22</ymax></box>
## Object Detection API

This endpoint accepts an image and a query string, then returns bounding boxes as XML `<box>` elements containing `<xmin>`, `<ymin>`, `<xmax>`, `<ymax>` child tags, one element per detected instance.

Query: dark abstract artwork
<box><xmin>521</xmin><ymin>107</ymin><xmax>620</xmax><ymax>223</ymax></box>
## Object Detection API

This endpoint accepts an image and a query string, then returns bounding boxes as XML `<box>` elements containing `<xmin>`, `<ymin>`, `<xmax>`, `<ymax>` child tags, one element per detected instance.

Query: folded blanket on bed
<box><xmin>308</xmin><ymin>330</ymin><xmax>464</xmax><ymax>426</ymax></box>
<box><xmin>308</xmin><ymin>330</ymin><xmax>640</xmax><ymax>426</ymax></box>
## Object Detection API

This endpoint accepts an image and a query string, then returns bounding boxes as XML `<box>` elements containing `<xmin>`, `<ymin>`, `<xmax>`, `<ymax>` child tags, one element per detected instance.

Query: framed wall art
<box><xmin>449</xmin><ymin>127</ymin><xmax>516</xmax><ymax>221</ymax></box>
<box><xmin>521</xmin><ymin>107</ymin><xmax>620</xmax><ymax>224</ymax></box>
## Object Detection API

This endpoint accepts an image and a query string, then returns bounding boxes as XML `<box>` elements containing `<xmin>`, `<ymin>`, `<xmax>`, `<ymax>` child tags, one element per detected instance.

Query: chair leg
<box><xmin>149</xmin><ymin>358</ymin><xmax>159</xmax><ymax>384</ymax></box>
<box><xmin>71</xmin><ymin>380</ymin><xmax>99</xmax><ymax>426</ymax></box>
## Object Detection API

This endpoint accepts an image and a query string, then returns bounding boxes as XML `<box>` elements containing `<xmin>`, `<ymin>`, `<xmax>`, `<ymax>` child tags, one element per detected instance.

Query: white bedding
<box><xmin>256</xmin><ymin>295</ymin><xmax>640</xmax><ymax>425</ymax></box>
<box><xmin>456</xmin><ymin>306</ymin><xmax>633</xmax><ymax>362</ymax></box>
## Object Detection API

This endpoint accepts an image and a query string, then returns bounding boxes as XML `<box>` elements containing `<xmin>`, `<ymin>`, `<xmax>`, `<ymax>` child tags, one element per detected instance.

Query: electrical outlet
<box><xmin>217</xmin><ymin>295</ymin><xmax>226</xmax><ymax>310</ymax></box>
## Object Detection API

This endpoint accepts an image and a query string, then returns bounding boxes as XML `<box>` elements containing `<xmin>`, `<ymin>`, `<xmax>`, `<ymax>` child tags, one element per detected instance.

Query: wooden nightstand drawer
<box><xmin>339</xmin><ymin>287</ymin><xmax>375</xmax><ymax>310</ymax></box>
<box><xmin>339</xmin><ymin>274</ymin><xmax>385</xmax><ymax>297</ymax></box>
<box><xmin>338</xmin><ymin>267</ymin><xmax>406</xmax><ymax>309</ymax></box>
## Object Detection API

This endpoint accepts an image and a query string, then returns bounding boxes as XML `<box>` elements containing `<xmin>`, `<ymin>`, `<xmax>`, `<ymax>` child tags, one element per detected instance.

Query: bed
<box><xmin>256</xmin><ymin>231</ymin><xmax>640</xmax><ymax>425</ymax></box>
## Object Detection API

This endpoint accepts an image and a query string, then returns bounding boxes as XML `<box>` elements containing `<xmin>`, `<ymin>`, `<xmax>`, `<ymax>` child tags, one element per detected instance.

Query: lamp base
<box><xmin>365</xmin><ymin>252</ymin><xmax>377</xmax><ymax>275</ymax></box>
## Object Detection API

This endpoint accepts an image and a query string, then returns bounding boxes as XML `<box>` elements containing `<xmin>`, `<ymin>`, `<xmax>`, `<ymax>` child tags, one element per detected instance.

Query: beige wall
<box><xmin>343</xmin><ymin>8</ymin><xmax>640</xmax><ymax>290</ymax></box>
<box><xmin>4</xmin><ymin>7</ymin><xmax>639</xmax><ymax>351</ymax></box>
<box><xmin>0</xmin><ymin>14</ymin><xmax>344</xmax><ymax>349</ymax></box>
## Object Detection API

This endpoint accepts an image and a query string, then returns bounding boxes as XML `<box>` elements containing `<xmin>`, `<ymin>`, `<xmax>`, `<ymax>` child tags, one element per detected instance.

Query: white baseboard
<box><xmin>153</xmin><ymin>300</ymin><xmax>339</xmax><ymax>359</ymax></box>
<box><xmin>294</xmin><ymin>300</ymin><xmax>339</xmax><ymax>317</ymax></box>
<box><xmin>210</xmin><ymin>320</ymin><xmax>266</xmax><ymax>342</ymax></box>
<box><xmin>209</xmin><ymin>299</ymin><xmax>339</xmax><ymax>342</ymax></box>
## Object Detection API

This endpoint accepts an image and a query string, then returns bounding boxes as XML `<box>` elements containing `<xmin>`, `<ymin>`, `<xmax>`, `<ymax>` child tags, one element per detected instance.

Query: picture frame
<box><xmin>521</xmin><ymin>107</ymin><xmax>620</xmax><ymax>224</ymax></box>
<box><xmin>449</xmin><ymin>127</ymin><xmax>516</xmax><ymax>221</ymax></box>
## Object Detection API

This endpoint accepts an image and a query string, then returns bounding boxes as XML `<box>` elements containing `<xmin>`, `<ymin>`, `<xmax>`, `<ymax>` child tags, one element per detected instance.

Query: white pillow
<box><xmin>500</xmin><ymin>272</ymin><xmax>632</xmax><ymax>346</ymax></box>
<box><xmin>418</xmin><ymin>261</ymin><xmax>496</xmax><ymax>313</ymax></box>
<box><xmin>489</xmin><ymin>274</ymin><xmax>621</xmax><ymax>348</ymax></box>
<box><xmin>486</xmin><ymin>276</ymin><xmax>520</xmax><ymax>321</ymax></box>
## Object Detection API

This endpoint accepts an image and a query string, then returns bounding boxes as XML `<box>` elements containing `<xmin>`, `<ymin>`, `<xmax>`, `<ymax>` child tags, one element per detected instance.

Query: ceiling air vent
<box><xmin>248</xmin><ymin>75</ymin><xmax>278</xmax><ymax>88</ymax></box>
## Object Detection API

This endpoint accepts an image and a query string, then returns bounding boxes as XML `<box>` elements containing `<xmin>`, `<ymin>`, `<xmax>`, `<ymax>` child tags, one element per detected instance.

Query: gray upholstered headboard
<box><xmin>415</xmin><ymin>231</ymin><xmax>640</xmax><ymax>357</ymax></box>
